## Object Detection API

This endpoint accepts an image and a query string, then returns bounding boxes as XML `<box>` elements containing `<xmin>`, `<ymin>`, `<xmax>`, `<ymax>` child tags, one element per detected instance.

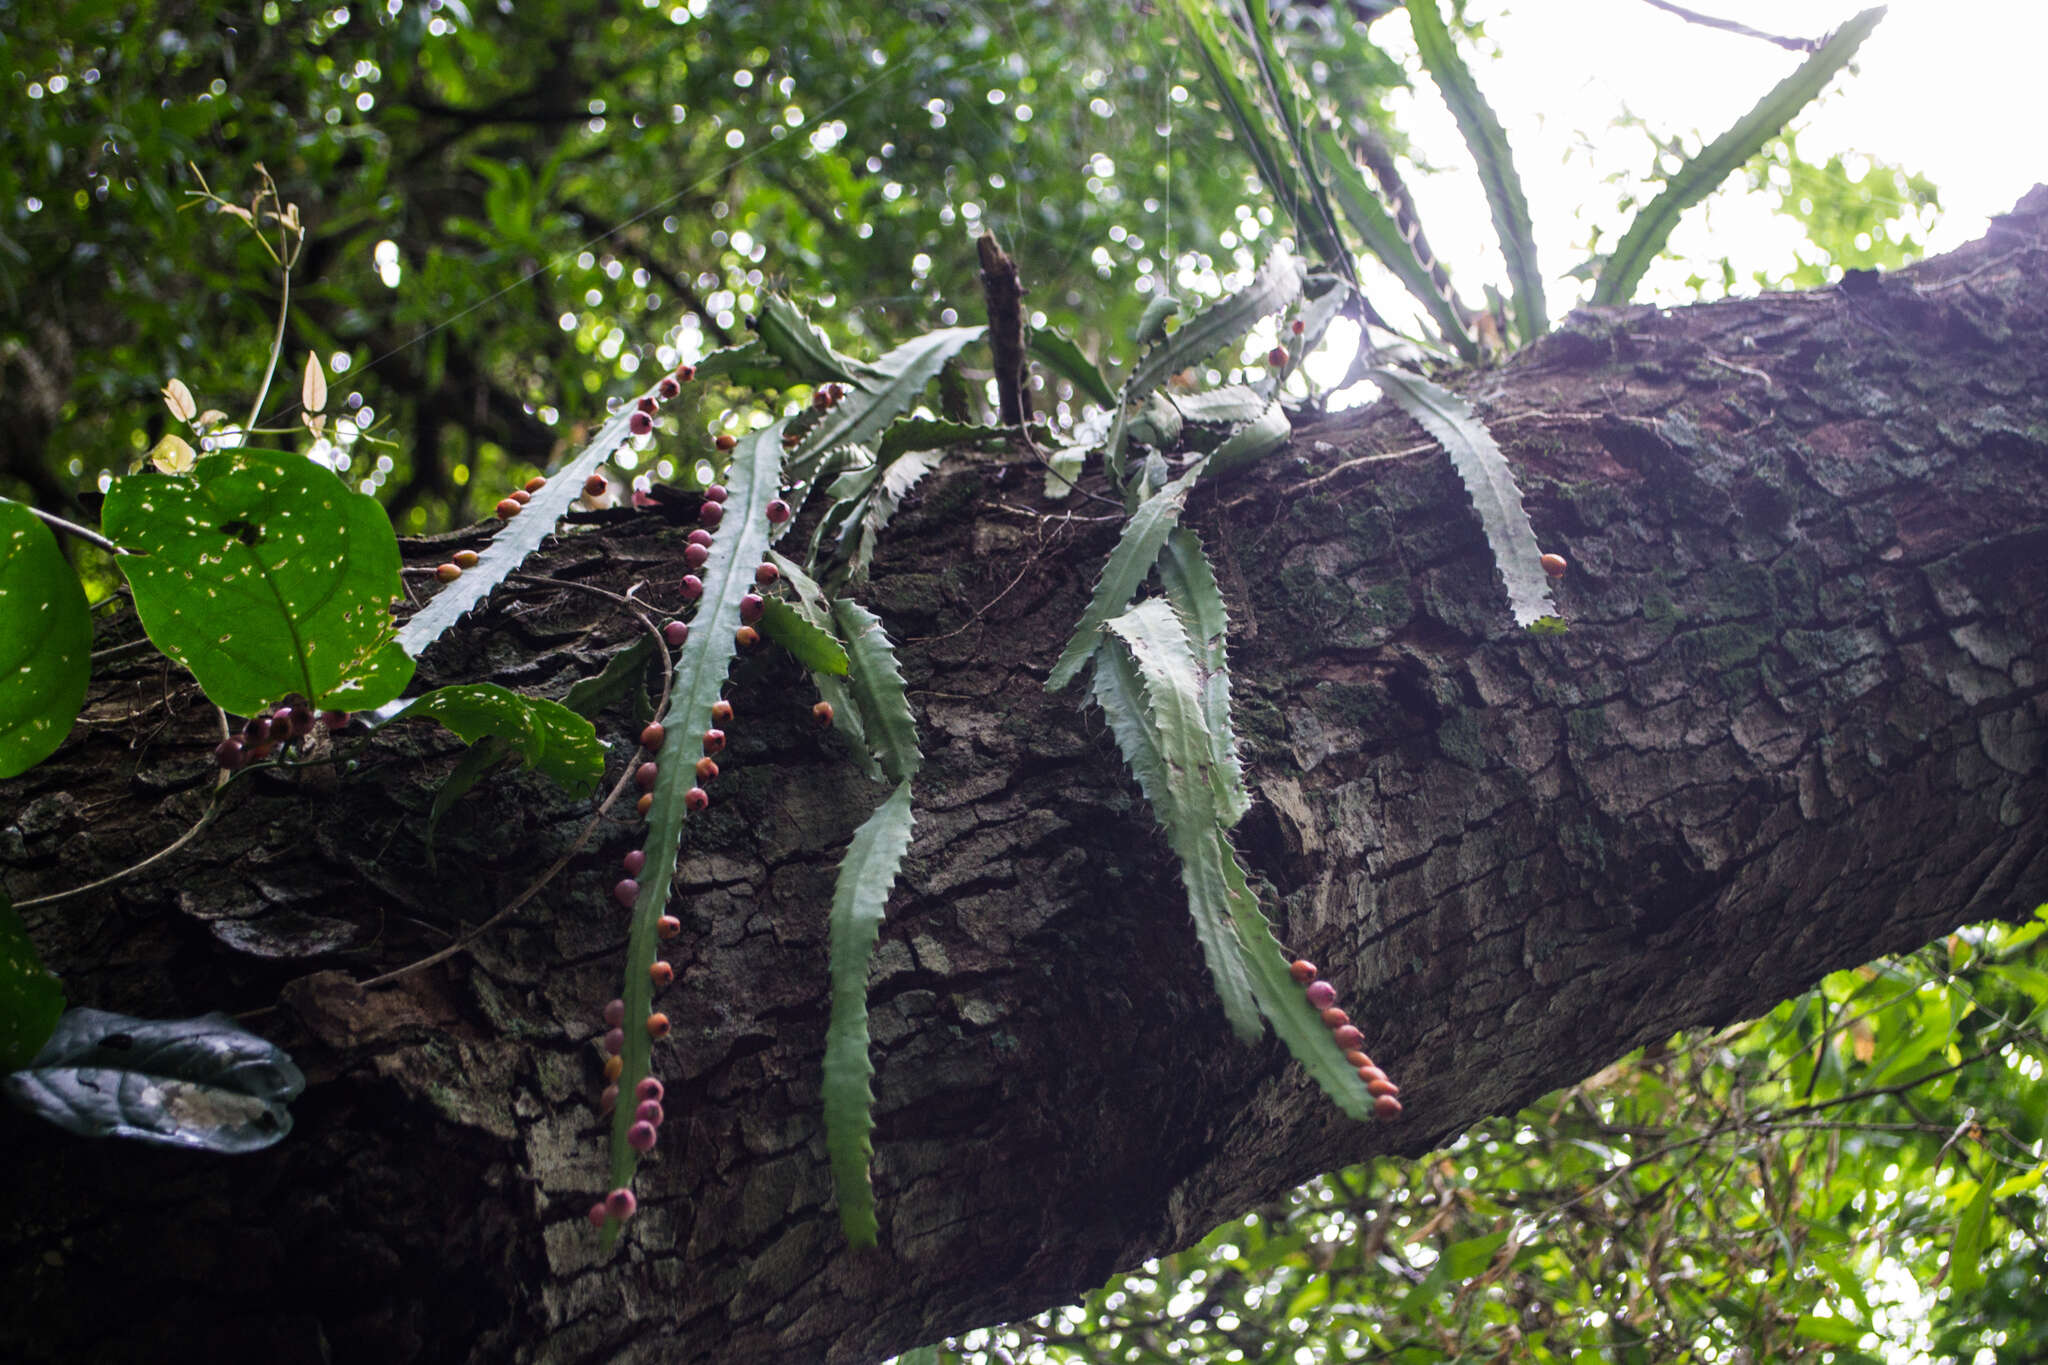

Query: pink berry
<box><xmin>603</xmin><ymin>1028</ymin><xmax>624</xmax><ymax>1056</ymax></box>
<box><xmin>1374</xmin><ymin>1094</ymin><xmax>1403</xmax><ymax>1120</ymax></box>
<box><xmin>683</xmin><ymin>543</ymin><xmax>709</xmax><ymax>568</ymax></box>
<box><xmin>701</xmin><ymin>729</ymin><xmax>725</xmax><ymax>755</ymax></box>
<box><xmin>739</xmin><ymin>593</ymin><xmax>763</xmax><ymax>624</ymax></box>
<box><xmin>603</xmin><ymin>998</ymin><xmax>625</xmax><ymax>1028</ymax></box>
<box><xmin>765</xmin><ymin>499</ymin><xmax>791</xmax><ymax>524</ymax></box>
<box><xmin>679</xmin><ymin>575</ymin><xmax>703</xmax><ymax>600</ymax></box>
<box><xmin>629</xmin><ymin>411</ymin><xmax>652</xmax><ymax>435</ymax></box>
<box><xmin>698</xmin><ymin>501</ymin><xmax>724</xmax><ymax>528</ymax></box>
<box><xmin>606</xmin><ymin>1187</ymin><xmax>638</xmax><ymax>1218</ymax></box>
<box><xmin>1305</xmin><ymin>981</ymin><xmax>1337</xmax><ymax>1009</ymax></box>
<box><xmin>635</xmin><ymin>761</ymin><xmax>659</xmax><ymax>791</ymax></box>
<box><xmin>685</xmin><ymin>787</ymin><xmax>709</xmax><ymax>812</ymax></box>
<box><xmin>587</xmin><ymin>1202</ymin><xmax>609</xmax><ymax>1229</ymax></box>
<box><xmin>657</xmin><ymin>915</ymin><xmax>681</xmax><ymax>939</ymax></box>
<box><xmin>628</xmin><ymin>1121</ymin><xmax>658</xmax><ymax>1152</ymax></box>
<box><xmin>658</xmin><ymin>377</ymin><xmax>680</xmax><ymax>400</ymax></box>
<box><xmin>636</xmin><ymin>396</ymin><xmax>658</xmax><ymax>415</ymax></box>
<box><xmin>636</xmin><ymin>1077</ymin><xmax>664</xmax><ymax>1103</ymax></box>
<box><xmin>687</xmin><ymin>529</ymin><xmax>714</xmax><ymax>547</ymax></box>
<box><xmin>664</xmin><ymin>620</ymin><xmax>689</xmax><ymax>647</ymax></box>
<box><xmin>703</xmin><ymin>483</ymin><xmax>728</xmax><ymax>502</ymax></box>
<box><xmin>614</xmin><ymin>878</ymin><xmax>640</xmax><ymax>908</ymax></box>
<box><xmin>320</xmin><ymin>710</ymin><xmax>350</xmax><ymax>733</ymax></box>
<box><xmin>635</xmin><ymin>1099</ymin><xmax>664</xmax><ymax>1126</ymax></box>
<box><xmin>215</xmin><ymin>738</ymin><xmax>245</xmax><ymax>771</ymax></box>
<box><xmin>1332</xmin><ymin>1024</ymin><xmax>1365</xmax><ymax>1049</ymax></box>
<box><xmin>755</xmin><ymin>562</ymin><xmax>779</xmax><ymax>586</ymax></box>
<box><xmin>623</xmin><ymin>849</ymin><xmax>646</xmax><ymax>876</ymax></box>
<box><xmin>598</xmin><ymin>1084</ymin><xmax>618</xmax><ymax>1114</ymax></box>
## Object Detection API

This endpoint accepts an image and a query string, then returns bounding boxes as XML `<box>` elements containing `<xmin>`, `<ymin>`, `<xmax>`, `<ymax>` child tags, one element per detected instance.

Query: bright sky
<box><xmin>1374</xmin><ymin>0</ymin><xmax>2047</xmax><ymax>313</ymax></box>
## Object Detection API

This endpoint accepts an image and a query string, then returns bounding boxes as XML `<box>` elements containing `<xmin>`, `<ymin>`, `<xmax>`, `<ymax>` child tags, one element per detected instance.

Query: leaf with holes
<box><xmin>0</xmin><ymin>499</ymin><xmax>91</xmax><ymax>778</ymax></box>
<box><xmin>1046</xmin><ymin>457</ymin><xmax>1208</xmax><ymax>691</ymax></box>
<box><xmin>0</xmin><ymin>891</ymin><xmax>63</xmax><ymax>1071</ymax></box>
<box><xmin>398</xmin><ymin>683</ymin><xmax>603</xmax><ymax>796</ymax></box>
<box><xmin>103</xmin><ymin>449</ymin><xmax>412</xmax><ymax>715</ymax></box>
<box><xmin>3</xmin><ymin>1008</ymin><xmax>305</xmax><ymax>1153</ymax></box>
<box><xmin>1370</xmin><ymin>368</ymin><xmax>1554</xmax><ymax>627</ymax></box>
<box><xmin>823</xmin><ymin>779</ymin><xmax>916</xmax><ymax>1248</ymax></box>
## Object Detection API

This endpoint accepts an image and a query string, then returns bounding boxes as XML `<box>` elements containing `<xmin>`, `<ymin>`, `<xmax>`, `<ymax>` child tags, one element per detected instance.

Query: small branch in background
<box><xmin>977</xmin><ymin>231</ymin><xmax>1033</xmax><ymax>427</ymax></box>
<box><xmin>1638</xmin><ymin>0</ymin><xmax>1818</xmax><ymax>52</ymax></box>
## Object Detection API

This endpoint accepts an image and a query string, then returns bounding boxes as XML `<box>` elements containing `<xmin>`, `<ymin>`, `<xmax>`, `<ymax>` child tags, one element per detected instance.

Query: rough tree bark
<box><xmin>5</xmin><ymin>194</ymin><xmax>2046</xmax><ymax>1364</ymax></box>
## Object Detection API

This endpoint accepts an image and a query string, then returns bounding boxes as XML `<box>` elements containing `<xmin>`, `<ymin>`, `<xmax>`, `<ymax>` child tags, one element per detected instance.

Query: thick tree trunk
<box><xmin>5</xmin><ymin>194</ymin><xmax>2046</xmax><ymax>1364</ymax></box>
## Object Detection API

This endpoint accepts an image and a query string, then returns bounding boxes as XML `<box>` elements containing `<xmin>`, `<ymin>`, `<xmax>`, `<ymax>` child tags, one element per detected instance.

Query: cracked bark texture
<box><xmin>5</xmin><ymin>193</ymin><xmax>2046</xmax><ymax>1364</ymax></box>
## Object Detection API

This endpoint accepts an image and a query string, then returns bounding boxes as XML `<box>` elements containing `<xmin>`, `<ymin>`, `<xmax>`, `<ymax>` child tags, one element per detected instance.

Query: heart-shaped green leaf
<box><xmin>104</xmin><ymin>449</ymin><xmax>412</xmax><ymax>714</ymax></box>
<box><xmin>0</xmin><ymin>499</ymin><xmax>91</xmax><ymax>778</ymax></box>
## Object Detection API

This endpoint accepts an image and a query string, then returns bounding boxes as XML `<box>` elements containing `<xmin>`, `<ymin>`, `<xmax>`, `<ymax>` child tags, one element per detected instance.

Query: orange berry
<box><xmin>734</xmin><ymin>625</ymin><xmax>759</xmax><ymax>649</ymax></box>
<box><xmin>650</xmin><ymin>961</ymin><xmax>674</xmax><ymax>987</ymax></box>
<box><xmin>812</xmin><ymin>701</ymin><xmax>833</xmax><ymax>727</ymax></box>
<box><xmin>494</xmin><ymin>498</ymin><xmax>521</xmax><ymax>520</ymax></box>
<box><xmin>702</xmin><ymin>728</ymin><xmax>726</xmax><ymax>755</ymax></box>
<box><xmin>1373</xmin><ymin>1094</ymin><xmax>1403</xmax><ymax>1120</ymax></box>
<box><xmin>1343</xmin><ymin>1050</ymin><xmax>1371</xmax><ymax>1070</ymax></box>
<box><xmin>603</xmin><ymin>1055</ymin><xmax>623</xmax><ymax>1082</ymax></box>
<box><xmin>1289</xmin><ymin>959</ymin><xmax>1317</xmax><ymax>984</ymax></box>
<box><xmin>710</xmin><ymin>700</ymin><xmax>733</xmax><ymax>725</ymax></box>
<box><xmin>1320</xmin><ymin>1007</ymin><xmax>1349</xmax><ymax>1028</ymax></box>
<box><xmin>1541</xmin><ymin>552</ymin><xmax>1568</xmax><ymax>578</ymax></box>
<box><xmin>640</xmin><ymin>723</ymin><xmax>664</xmax><ymax>751</ymax></box>
<box><xmin>636</xmin><ymin>793</ymin><xmax>654</xmax><ymax>815</ymax></box>
<box><xmin>434</xmin><ymin>562</ymin><xmax>463</xmax><ymax>583</ymax></box>
<box><xmin>452</xmin><ymin>549</ymin><xmax>480</xmax><ymax>568</ymax></box>
<box><xmin>695</xmin><ymin>757</ymin><xmax>719</xmax><ymax>781</ymax></box>
<box><xmin>525</xmin><ymin>476</ymin><xmax>548</xmax><ymax>492</ymax></box>
<box><xmin>646</xmin><ymin>1013</ymin><xmax>670</xmax><ymax>1039</ymax></box>
<box><xmin>510</xmin><ymin>488</ymin><xmax>532</xmax><ymax>505</ymax></box>
<box><xmin>584</xmin><ymin>473</ymin><xmax>608</xmax><ymax>497</ymax></box>
<box><xmin>657</xmin><ymin>915</ymin><xmax>682</xmax><ymax>939</ymax></box>
<box><xmin>714</xmin><ymin>433</ymin><xmax>737</xmax><ymax>451</ymax></box>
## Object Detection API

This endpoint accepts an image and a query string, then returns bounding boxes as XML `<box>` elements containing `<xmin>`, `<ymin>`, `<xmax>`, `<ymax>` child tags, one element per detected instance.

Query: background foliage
<box><xmin>4</xmin><ymin>1</ymin><xmax>2029</xmax><ymax>1360</ymax></box>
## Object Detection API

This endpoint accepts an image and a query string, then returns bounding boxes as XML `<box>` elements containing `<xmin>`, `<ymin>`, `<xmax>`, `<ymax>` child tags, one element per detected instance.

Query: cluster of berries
<box><xmin>777</xmin><ymin>382</ymin><xmax>849</xmax><ymax>450</ymax></box>
<box><xmin>587</xmin><ymin>1074</ymin><xmax>668</xmax><ymax>1227</ymax></box>
<box><xmin>214</xmin><ymin>702</ymin><xmax>349</xmax><ymax>771</ymax></box>
<box><xmin>1266</xmin><ymin>317</ymin><xmax>1309</xmax><ymax>369</ymax></box>
<box><xmin>1289</xmin><ymin>958</ymin><xmax>1403</xmax><ymax>1120</ymax></box>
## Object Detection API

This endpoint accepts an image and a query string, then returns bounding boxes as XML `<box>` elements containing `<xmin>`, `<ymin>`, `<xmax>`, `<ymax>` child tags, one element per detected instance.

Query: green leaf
<box><xmin>832</xmin><ymin>597</ymin><xmax>921</xmax><ymax>785</ymax></box>
<box><xmin>1047</xmin><ymin>457</ymin><xmax>1208</xmax><ymax>691</ymax></box>
<box><xmin>1439</xmin><ymin>1229</ymin><xmax>1511</xmax><ymax>1280</ymax></box>
<box><xmin>400</xmin><ymin>683</ymin><xmax>604</xmax><ymax>796</ymax></box>
<box><xmin>1206</xmin><ymin>398</ymin><xmax>1291</xmax><ymax>478</ymax></box>
<box><xmin>3</xmin><ymin>1007</ymin><xmax>304</xmax><ymax>1153</ymax></box>
<box><xmin>689</xmin><ymin>337</ymin><xmax>800</xmax><ymax>392</ymax></box>
<box><xmin>1794</xmin><ymin>1314</ymin><xmax>1868</xmax><ymax>1345</ymax></box>
<box><xmin>1309</xmin><ymin>126</ymin><xmax>1478</xmax><ymax>359</ymax></box>
<box><xmin>752</xmin><ymin>293</ymin><xmax>880</xmax><ymax>386</ymax></box>
<box><xmin>875</xmin><ymin>418</ymin><xmax>1009</xmax><ymax>462</ymax></box>
<box><xmin>1104</xmin><ymin>599</ymin><xmax>1261</xmax><ymax>1040</ymax></box>
<box><xmin>0</xmin><ymin>499</ymin><xmax>91</xmax><ymax>778</ymax></box>
<box><xmin>1158</xmin><ymin>529</ymin><xmax>1250</xmax><ymax>826</ymax></box>
<box><xmin>794</xmin><ymin>326</ymin><xmax>987</xmax><ymax>462</ymax></box>
<box><xmin>560</xmin><ymin>634</ymin><xmax>659</xmax><ymax>718</ymax></box>
<box><xmin>603</xmin><ymin>421</ymin><xmax>788</xmax><ymax>1237</ymax></box>
<box><xmin>1590</xmin><ymin>8</ymin><xmax>1885</xmax><ymax>306</ymax></box>
<box><xmin>1369</xmin><ymin>368</ymin><xmax>1554</xmax><ymax>627</ymax></box>
<box><xmin>823</xmin><ymin>779</ymin><xmax>916</xmax><ymax>1248</ymax></box>
<box><xmin>392</xmin><ymin>380</ymin><xmax>665</xmax><ymax>662</ymax></box>
<box><xmin>1947</xmin><ymin>1173</ymin><xmax>1992</xmax><ymax>1295</ymax></box>
<box><xmin>0</xmin><ymin>891</ymin><xmax>63</xmax><ymax>1071</ymax></box>
<box><xmin>840</xmin><ymin>448</ymin><xmax>944</xmax><ymax>583</ymax></box>
<box><xmin>1173</xmin><ymin>384</ymin><xmax>1270</xmax><ymax>426</ymax></box>
<box><xmin>104</xmin><ymin>449</ymin><xmax>413</xmax><ymax>714</ymax></box>
<box><xmin>1029</xmin><ymin>328</ymin><xmax>1118</xmax><ymax>407</ymax></box>
<box><xmin>1125</xmin><ymin>249</ymin><xmax>1305</xmax><ymax>408</ymax></box>
<box><xmin>1406</xmin><ymin>0</ymin><xmax>1547</xmax><ymax>341</ymax></box>
<box><xmin>769</xmin><ymin>552</ymin><xmax>876</xmax><ymax>780</ymax></box>
<box><xmin>1131</xmin><ymin>294</ymin><xmax>1182</xmax><ymax>348</ymax></box>
<box><xmin>758</xmin><ymin>597</ymin><xmax>849</xmax><ymax>675</ymax></box>
<box><xmin>1043</xmin><ymin>443</ymin><xmax>1088</xmax><ymax>501</ymax></box>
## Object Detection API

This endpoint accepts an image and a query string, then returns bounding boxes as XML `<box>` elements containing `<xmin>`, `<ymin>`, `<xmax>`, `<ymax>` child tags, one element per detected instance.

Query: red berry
<box><xmin>685</xmin><ymin>786</ymin><xmax>709</xmax><ymax>812</ymax></box>
<box><xmin>603</xmin><ymin>1028</ymin><xmax>624</xmax><ymax>1056</ymax></box>
<box><xmin>1332</xmin><ymin>1024</ymin><xmax>1365</xmax><ymax>1049</ymax></box>
<box><xmin>635</xmin><ymin>1099</ymin><xmax>664</xmax><ymax>1126</ymax></box>
<box><xmin>525</xmin><ymin>476</ymin><xmax>548</xmax><ymax>492</ymax></box>
<box><xmin>1268</xmin><ymin>346</ymin><xmax>1289</xmax><ymax>367</ymax></box>
<box><xmin>733</xmin><ymin>625</ymin><xmax>759</xmax><ymax>649</ymax></box>
<box><xmin>629</xmin><ymin>411</ymin><xmax>652</xmax><ymax>435</ymax></box>
<box><xmin>646</xmin><ymin>1012</ymin><xmax>670</xmax><ymax>1039</ymax></box>
<box><xmin>606</xmin><ymin>1187</ymin><xmax>638</xmax><ymax>1218</ymax></box>
<box><xmin>635</xmin><ymin>762</ymin><xmax>659</xmax><ymax>792</ymax></box>
<box><xmin>587</xmin><ymin>1202</ymin><xmax>609</xmax><ymax>1229</ymax></box>
<box><xmin>1291</xmin><ymin>318</ymin><xmax>1306</xmax><ymax>335</ymax></box>
<box><xmin>739</xmin><ymin>593</ymin><xmax>763</xmax><ymax>624</ymax></box>
<box><xmin>663</xmin><ymin>620</ymin><xmax>689</xmax><ymax>647</ymax></box>
<box><xmin>452</xmin><ymin>549</ymin><xmax>480</xmax><ymax>569</ymax></box>
<box><xmin>1305</xmin><ymin>980</ymin><xmax>1337</xmax><ymax>1009</ymax></box>
<box><xmin>765</xmin><ymin>499</ymin><xmax>791</xmax><ymax>524</ymax></box>
<box><xmin>614</xmin><ymin>878</ymin><xmax>640</xmax><ymax>908</ymax></box>
<box><xmin>435</xmin><ymin>562</ymin><xmax>463</xmax><ymax>583</ymax></box>
<box><xmin>683</xmin><ymin>543</ymin><xmax>709</xmax><ymax>569</ymax></box>
<box><xmin>214</xmin><ymin>738</ymin><xmax>245</xmax><ymax>771</ymax></box>
<box><xmin>622</xmin><ymin>849</ymin><xmax>646</xmax><ymax>876</ymax></box>
<box><xmin>636</xmin><ymin>396</ymin><xmax>657</xmax><ymax>415</ymax></box>
<box><xmin>1320</xmin><ymin>1007</ymin><xmax>1349</xmax><ymax>1028</ymax></box>
<box><xmin>495</xmin><ymin>498</ymin><xmax>521</xmax><ymax>520</ymax></box>
<box><xmin>242</xmin><ymin>715</ymin><xmax>272</xmax><ymax>745</ymax></box>
<box><xmin>636</xmin><ymin>1077</ymin><xmax>664</xmax><ymax>1103</ymax></box>
<box><xmin>698</xmin><ymin>501</ymin><xmax>724</xmax><ymax>528</ymax></box>
<box><xmin>755</xmin><ymin>562</ymin><xmax>779</xmax><ymax>586</ymax></box>
<box><xmin>584</xmin><ymin>473</ymin><xmax>608</xmax><ymax>497</ymax></box>
<box><xmin>680</xmin><ymin>574</ymin><xmax>703</xmax><ymax>600</ymax></box>
<box><xmin>640</xmin><ymin>723</ymin><xmax>665</xmax><ymax>751</ymax></box>
<box><xmin>1289</xmin><ymin>960</ymin><xmax>1317</xmax><ymax>984</ymax></box>
<box><xmin>701</xmin><ymin>729</ymin><xmax>725</xmax><ymax>755</ymax></box>
<box><xmin>658</xmin><ymin>377</ymin><xmax>680</xmax><ymax>400</ymax></box>
<box><xmin>687</xmin><ymin>529</ymin><xmax>714</xmax><ymax>547</ymax></box>
<box><xmin>650</xmin><ymin>961</ymin><xmax>674</xmax><ymax>987</ymax></box>
<box><xmin>319</xmin><ymin>710</ymin><xmax>350</xmax><ymax>733</ymax></box>
<box><xmin>710</xmin><ymin>700</ymin><xmax>733</xmax><ymax>725</ymax></box>
<box><xmin>703</xmin><ymin>483</ymin><xmax>728</xmax><ymax>503</ymax></box>
<box><xmin>628</xmin><ymin>1121</ymin><xmax>658</xmax><ymax>1152</ymax></box>
<box><xmin>604</xmin><ymin>998</ymin><xmax>626</xmax><ymax>1028</ymax></box>
<box><xmin>812</xmin><ymin>390</ymin><xmax>832</xmax><ymax>409</ymax></box>
<box><xmin>694</xmin><ymin>757</ymin><xmax>719</xmax><ymax>782</ymax></box>
<box><xmin>1374</xmin><ymin>1094</ymin><xmax>1403</xmax><ymax>1120</ymax></box>
<box><xmin>714</xmin><ymin>433</ymin><xmax>736</xmax><ymax>451</ymax></box>
<box><xmin>812</xmin><ymin>701</ymin><xmax>834</xmax><ymax>727</ymax></box>
<box><xmin>657</xmin><ymin>915</ymin><xmax>681</xmax><ymax>939</ymax></box>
